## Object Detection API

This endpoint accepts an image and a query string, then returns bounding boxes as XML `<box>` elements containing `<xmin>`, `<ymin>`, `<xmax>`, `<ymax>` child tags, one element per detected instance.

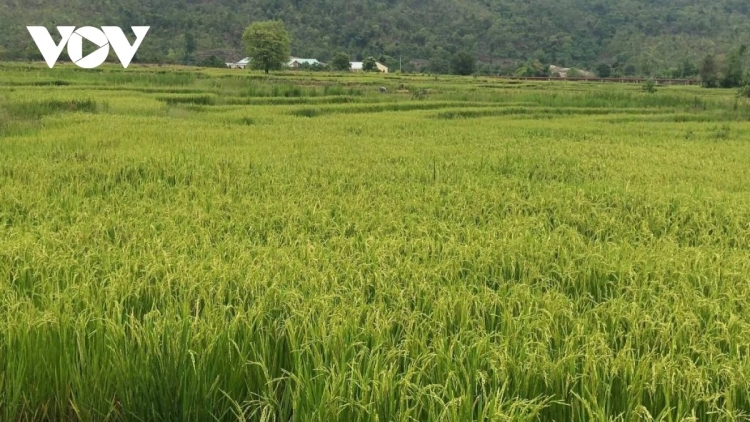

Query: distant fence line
<box><xmin>497</xmin><ymin>76</ymin><xmax>701</xmax><ymax>86</ymax></box>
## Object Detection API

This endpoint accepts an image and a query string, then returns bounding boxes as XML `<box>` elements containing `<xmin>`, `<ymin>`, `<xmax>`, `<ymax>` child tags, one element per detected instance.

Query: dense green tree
<box><xmin>427</xmin><ymin>58</ymin><xmax>451</xmax><ymax>74</ymax></box>
<box><xmin>363</xmin><ymin>56</ymin><xmax>377</xmax><ymax>72</ymax></box>
<box><xmin>165</xmin><ymin>49</ymin><xmax>180</xmax><ymax>64</ymax></box>
<box><xmin>740</xmin><ymin>85</ymin><xmax>750</xmax><ymax>98</ymax></box>
<box><xmin>451</xmin><ymin>51</ymin><xmax>476</xmax><ymax>76</ymax></box>
<box><xmin>299</xmin><ymin>62</ymin><xmax>327</xmax><ymax>71</ymax></box>
<box><xmin>680</xmin><ymin>59</ymin><xmax>698</xmax><ymax>78</ymax></box>
<box><xmin>242</xmin><ymin>21</ymin><xmax>291</xmax><ymax>74</ymax></box>
<box><xmin>331</xmin><ymin>52</ymin><xmax>351</xmax><ymax>71</ymax></box>
<box><xmin>567</xmin><ymin>68</ymin><xmax>585</xmax><ymax>78</ymax></box>
<box><xmin>721</xmin><ymin>45</ymin><xmax>747</xmax><ymax>88</ymax></box>
<box><xmin>516</xmin><ymin>60</ymin><xmax>549</xmax><ymax>77</ymax></box>
<box><xmin>739</xmin><ymin>72</ymin><xmax>750</xmax><ymax>97</ymax></box>
<box><xmin>666</xmin><ymin>59</ymin><xmax>698</xmax><ymax>79</ymax></box>
<box><xmin>184</xmin><ymin>33</ymin><xmax>197</xmax><ymax>64</ymax></box>
<box><xmin>700</xmin><ymin>54</ymin><xmax>719</xmax><ymax>88</ymax></box>
<box><xmin>5</xmin><ymin>0</ymin><xmax>750</xmax><ymax>75</ymax></box>
<box><xmin>596</xmin><ymin>63</ymin><xmax>611</xmax><ymax>78</ymax></box>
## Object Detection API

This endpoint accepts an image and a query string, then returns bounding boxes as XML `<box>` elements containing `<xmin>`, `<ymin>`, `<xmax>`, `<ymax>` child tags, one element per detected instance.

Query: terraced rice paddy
<box><xmin>2</xmin><ymin>62</ymin><xmax>750</xmax><ymax>421</ymax></box>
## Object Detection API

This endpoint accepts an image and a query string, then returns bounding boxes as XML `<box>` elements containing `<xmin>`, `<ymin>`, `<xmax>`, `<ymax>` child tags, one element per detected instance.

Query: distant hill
<box><xmin>2</xmin><ymin>0</ymin><xmax>749</xmax><ymax>74</ymax></box>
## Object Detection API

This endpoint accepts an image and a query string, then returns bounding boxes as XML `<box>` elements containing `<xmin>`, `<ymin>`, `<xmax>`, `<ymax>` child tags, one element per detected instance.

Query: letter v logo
<box><xmin>27</xmin><ymin>26</ymin><xmax>76</xmax><ymax>68</ymax></box>
<box><xmin>102</xmin><ymin>27</ymin><xmax>150</xmax><ymax>68</ymax></box>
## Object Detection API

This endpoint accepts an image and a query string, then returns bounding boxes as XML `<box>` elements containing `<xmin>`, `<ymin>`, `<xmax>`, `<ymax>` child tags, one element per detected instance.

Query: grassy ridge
<box><xmin>2</xmin><ymin>64</ymin><xmax>750</xmax><ymax>421</ymax></box>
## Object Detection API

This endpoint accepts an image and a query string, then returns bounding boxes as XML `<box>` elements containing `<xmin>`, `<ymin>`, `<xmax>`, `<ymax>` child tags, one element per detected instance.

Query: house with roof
<box><xmin>226</xmin><ymin>57</ymin><xmax>251</xmax><ymax>69</ymax></box>
<box><xmin>350</xmin><ymin>61</ymin><xmax>388</xmax><ymax>73</ymax></box>
<box><xmin>227</xmin><ymin>56</ymin><xmax>324</xmax><ymax>70</ymax></box>
<box><xmin>288</xmin><ymin>57</ymin><xmax>322</xmax><ymax>68</ymax></box>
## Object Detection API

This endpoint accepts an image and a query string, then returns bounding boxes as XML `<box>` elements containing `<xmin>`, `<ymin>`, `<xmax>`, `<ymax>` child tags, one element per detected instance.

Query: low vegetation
<box><xmin>2</xmin><ymin>63</ymin><xmax>750</xmax><ymax>421</ymax></box>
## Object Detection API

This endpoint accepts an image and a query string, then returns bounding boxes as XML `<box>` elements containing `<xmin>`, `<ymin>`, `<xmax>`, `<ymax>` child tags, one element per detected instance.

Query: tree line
<box><xmin>241</xmin><ymin>20</ymin><xmax>750</xmax><ymax>98</ymax></box>
<box><xmin>3</xmin><ymin>0</ymin><xmax>750</xmax><ymax>76</ymax></box>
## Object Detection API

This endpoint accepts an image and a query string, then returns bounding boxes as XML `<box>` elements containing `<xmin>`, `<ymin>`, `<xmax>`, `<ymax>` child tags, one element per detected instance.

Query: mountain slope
<box><xmin>2</xmin><ymin>0</ymin><xmax>749</xmax><ymax>73</ymax></box>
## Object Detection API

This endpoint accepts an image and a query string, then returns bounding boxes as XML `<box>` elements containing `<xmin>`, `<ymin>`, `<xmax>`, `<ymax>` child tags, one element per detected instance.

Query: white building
<box><xmin>288</xmin><ymin>57</ymin><xmax>322</xmax><ymax>68</ymax></box>
<box><xmin>350</xmin><ymin>61</ymin><xmax>388</xmax><ymax>73</ymax></box>
<box><xmin>227</xmin><ymin>57</ymin><xmax>325</xmax><ymax>69</ymax></box>
<box><xmin>226</xmin><ymin>57</ymin><xmax>251</xmax><ymax>69</ymax></box>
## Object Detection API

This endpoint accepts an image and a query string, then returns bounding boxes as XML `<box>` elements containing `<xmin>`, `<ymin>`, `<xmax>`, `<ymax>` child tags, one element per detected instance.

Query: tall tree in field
<box><xmin>699</xmin><ymin>54</ymin><xmax>719</xmax><ymax>88</ymax></box>
<box><xmin>451</xmin><ymin>51</ymin><xmax>476</xmax><ymax>76</ymax></box>
<box><xmin>680</xmin><ymin>58</ymin><xmax>698</xmax><ymax>78</ymax></box>
<box><xmin>721</xmin><ymin>45</ymin><xmax>747</xmax><ymax>88</ymax></box>
<box><xmin>331</xmin><ymin>52</ymin><xmax>351</xmax><ymax>71</ymax></box>
<box><xmin>183</xmin><ymin>32</ymin><xmax>196</xmax><ymax>64</ymax></box>
<box><xmin>596</xmin><ymin>63</ymin><xmax>611</xmax><ymax>77</ymax></box>
<box><xmin>363</xmin><ymin>56</ymin><xmax>377</xmax><ymax>72</ymax></box>
<box><xmin>242</xmin><ymin>21</ymin><xmax>290</xmax><ymax>74</ymax></box>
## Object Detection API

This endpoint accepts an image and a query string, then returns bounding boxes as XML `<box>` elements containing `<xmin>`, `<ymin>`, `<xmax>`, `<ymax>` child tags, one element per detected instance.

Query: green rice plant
<box><xmin>288</xmin><ymin>101</ymin><xmax>496</xmax><ymax>117</ymax></box>
<box><xmin>225</xmin><ymin>96</ymin><xmax>367</xmax><ymax>105</ymax></box>
<box><xmin>5</xmin><ymin>98</ymin><xmax>99</xmax><ymax>118</ymax></box>
<box><xmin>0</xmin><ymin>97</ymin><xmax>104</xmax><ymax>138</ymax></box>
<box><xmin>1</xmin><ymin>62</ymin><xmax>750</xmax><ymax>421</ymax></box>
<box><xmin>157</xmin><ymin>94</ymin><xmax>216</xmax><ymax>105</ymax></box>
<box><xmin>712</xmin><ymin>123</ymin><xmax>731</xmax><ymax>139</ymax></box>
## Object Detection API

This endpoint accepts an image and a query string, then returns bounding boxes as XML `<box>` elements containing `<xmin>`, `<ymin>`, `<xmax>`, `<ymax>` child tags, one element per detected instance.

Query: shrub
<box><xmin>643</xmin><ymin>79</ymin><xmax>657</xmax><ymax>93</ymax></box>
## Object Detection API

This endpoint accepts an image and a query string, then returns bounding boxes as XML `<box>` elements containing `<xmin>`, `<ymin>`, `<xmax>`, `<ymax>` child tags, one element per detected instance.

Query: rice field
<box><xmin>2</xmin><ymin>62</ymin><xmax>750</xmax><ymax>421</ymax></box>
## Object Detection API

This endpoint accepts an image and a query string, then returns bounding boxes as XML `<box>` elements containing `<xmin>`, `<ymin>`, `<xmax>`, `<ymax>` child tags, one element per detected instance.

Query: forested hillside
<box><xmin>2</xmin><ymin>0</ymin><xmax>750</xmax><ymax>74</ymax></box>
